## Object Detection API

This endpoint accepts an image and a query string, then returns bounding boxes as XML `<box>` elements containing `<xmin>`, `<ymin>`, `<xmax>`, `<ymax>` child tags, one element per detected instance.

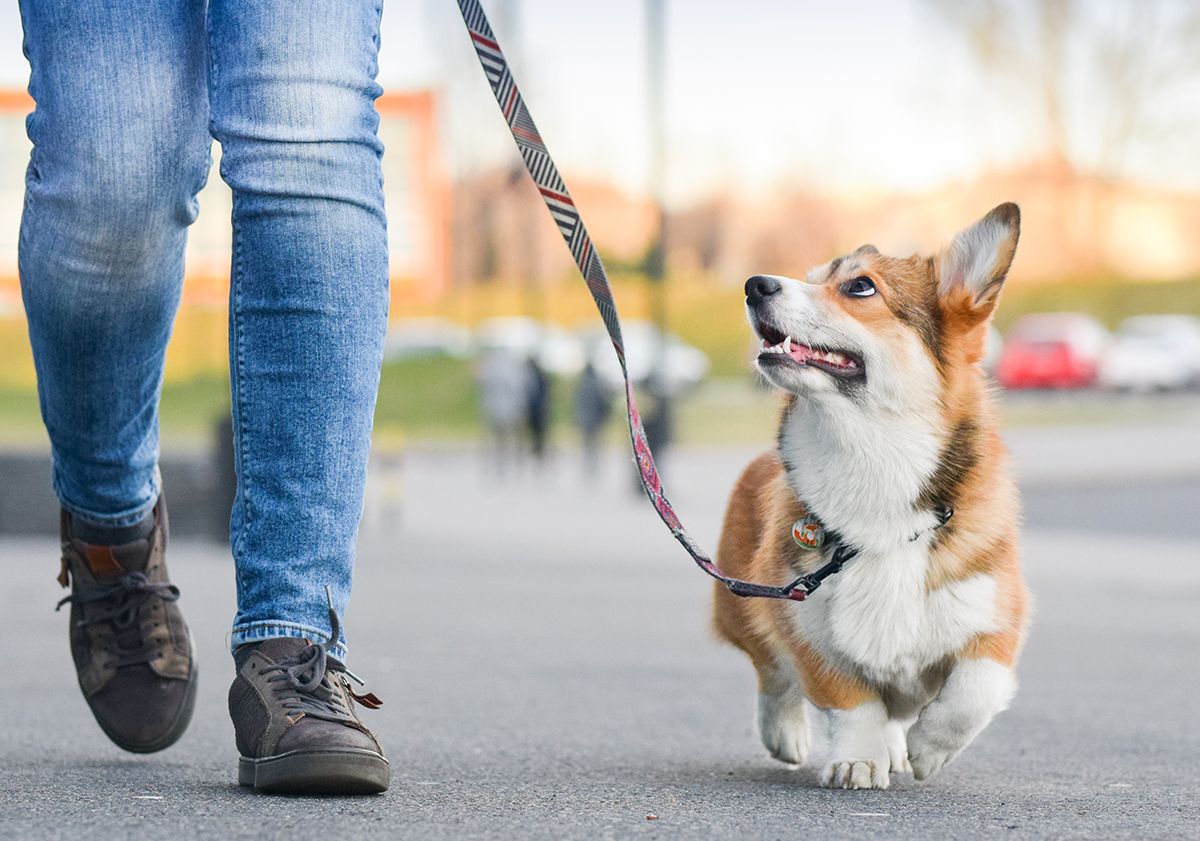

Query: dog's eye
<box><xmin>842</xmin><ymin>276</ymin><xmax>876</xmax><ymax>298</ymax></box>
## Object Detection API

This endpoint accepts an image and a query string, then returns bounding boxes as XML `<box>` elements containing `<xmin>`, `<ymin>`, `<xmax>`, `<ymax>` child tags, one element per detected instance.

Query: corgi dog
<box><xmin>713</xmin><ymin>203</ymin><xmax>1030</xmax><ymax>790</ymax></box>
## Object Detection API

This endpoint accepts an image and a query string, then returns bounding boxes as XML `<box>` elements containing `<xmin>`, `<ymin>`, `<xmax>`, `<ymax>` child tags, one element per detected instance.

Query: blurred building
<box><xmin>447</xmin><ymin>157</ymin><xmax>1200</xmax><ymax>293</ymax></box>
<box><xmin>449</xmin><ymin>168</ymin><xmax>658</xmax><ymax>288</ymax></box>
<box><xmin>0</xmin><ymin>88</ymin><xmax>450</xmax><ymax>385</ymax></box>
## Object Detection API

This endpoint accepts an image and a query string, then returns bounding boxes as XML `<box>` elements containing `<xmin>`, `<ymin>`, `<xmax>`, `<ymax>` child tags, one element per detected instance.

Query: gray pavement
<box><xmin>3</xmin><ymin>429</ymin><xmax>1199</xmax><ymax>840</ymax></box>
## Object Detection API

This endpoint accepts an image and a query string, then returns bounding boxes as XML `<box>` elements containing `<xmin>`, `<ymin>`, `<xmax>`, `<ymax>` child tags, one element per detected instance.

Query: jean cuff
<box><xmin>230</xmin><ymin>621</ymin><xmax>348</xmax><ymax>663</ymax></box>
<box><xmin>58</xmin><ymin>495</ymin><xmax>159</xmax><ymax>530</ymax></box>
<box><xmin>53</xmin><ymin>466</ymin><xmax>161</xmax><ymax>529</ymax></box>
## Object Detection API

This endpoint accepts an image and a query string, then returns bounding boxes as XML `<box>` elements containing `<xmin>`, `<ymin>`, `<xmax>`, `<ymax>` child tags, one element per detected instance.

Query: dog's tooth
<box><xmin>784</xmin><ymin>335</ymin><xmax>793</xmax><ymax>353</ymax></box>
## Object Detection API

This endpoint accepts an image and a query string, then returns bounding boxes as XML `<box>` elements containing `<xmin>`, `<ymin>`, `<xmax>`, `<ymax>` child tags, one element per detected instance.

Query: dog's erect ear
<box><xmin>937</xmin><ymin>203</ymin><xmax>1020</xmax><ymax>313</ymax></box>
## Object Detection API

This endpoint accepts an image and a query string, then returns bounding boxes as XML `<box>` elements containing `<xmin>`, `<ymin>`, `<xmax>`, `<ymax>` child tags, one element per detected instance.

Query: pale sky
<box><xmin>0</xmin><ymin>1</ymin><xmax>1195</xmax><ymax>205</ymax></box>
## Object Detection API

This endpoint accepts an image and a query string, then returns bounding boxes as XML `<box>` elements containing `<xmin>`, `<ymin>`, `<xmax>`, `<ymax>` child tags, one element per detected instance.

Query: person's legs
<box><xmin>18</xmin><ymin>0</ymin><xmax>209</xmax><ymax>753</ymax></box>
<box><xmin>206</xmin><ymin>0</ymin><xmax>388</xmax><ymax>662</ymax></box>
<box><xmin>19</xmin><ymin>0</ymin><xmax>211</xmax><ymax>526</ymax></box>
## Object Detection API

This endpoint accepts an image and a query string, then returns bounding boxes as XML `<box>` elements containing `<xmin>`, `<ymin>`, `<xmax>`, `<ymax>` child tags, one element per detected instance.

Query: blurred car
<box><xmin>472</xmin><ymin>317</ymin><xmax>585</xmax><ymax>375</ymax></box>
<box><xmin>384</xmin><ymin>317</ymin><xmax>471</xmax><ymax>360</ymax></box>
<box><xmin>1098</xmin><ymin>315</ymin><xmax>1200</xmax><ymax>392</ymax></box>
<box><xmin>996</xmin><ymin>313</ymin><xmax>1108</xmax><ymax>389</ymax></box>
<box><xmin>579</xmin><ymin>319</ymin><xmax>710</xmax><ymax>395</ymax></box>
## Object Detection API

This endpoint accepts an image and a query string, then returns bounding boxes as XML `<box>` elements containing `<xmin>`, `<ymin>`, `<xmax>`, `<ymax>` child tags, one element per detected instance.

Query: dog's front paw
<box><xmin>818</xmin><ymin>759</ymin><xmax>890</xmax><ymax>790</ymax></box>
<box><xmin>907</xmin><ymin>747</ymin><xmax>952</xmax><ymax>781</ymax></box>
<box><xmin>906</xmin><ymin>659</ymin><xmax>1015</xmax><ymax>781</ymax></box>
<box><xmin>905</xmin><ymin>729</ymin><xmax>959</xmax><ymax>781</ymax></box>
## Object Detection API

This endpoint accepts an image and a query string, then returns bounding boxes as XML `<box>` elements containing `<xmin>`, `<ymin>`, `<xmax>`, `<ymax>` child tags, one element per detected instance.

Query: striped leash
<box><xmin>455</xmin><ymin>0</ymin><xmax>840</xmax><ymax>601</ymax></box>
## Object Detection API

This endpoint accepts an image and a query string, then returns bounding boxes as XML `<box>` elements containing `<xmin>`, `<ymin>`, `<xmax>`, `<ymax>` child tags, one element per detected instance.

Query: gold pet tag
<box><xmin>791</xmin><ymin>516</ymin><xmax>825</xmax><ymax>550</ymax></box>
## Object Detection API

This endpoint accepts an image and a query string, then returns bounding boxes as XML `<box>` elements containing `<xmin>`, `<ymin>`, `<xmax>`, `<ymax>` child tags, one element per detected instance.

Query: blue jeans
<box><xmin>18</xmin><ymin>0</ymin><xmax>390</xmax><ymax>660</ymax></box>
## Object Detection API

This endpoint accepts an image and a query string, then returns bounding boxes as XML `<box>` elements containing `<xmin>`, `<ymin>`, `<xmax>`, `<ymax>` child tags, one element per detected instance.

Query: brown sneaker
<box><xmin>56</xmin><ymin>495</ymin><xmax>197</xmax><ymax>753</ymax></box>
<box><xmin>229</xmin><ymin>592</ymin><xmax>389</xmax><ymax>795</ymax></box>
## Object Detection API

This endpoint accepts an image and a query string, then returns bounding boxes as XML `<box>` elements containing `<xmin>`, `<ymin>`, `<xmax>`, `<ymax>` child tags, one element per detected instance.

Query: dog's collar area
<box><xmin>752</xmin><ymin>503</ymin><xmax>955</xmax><ymax>602</ymax></box>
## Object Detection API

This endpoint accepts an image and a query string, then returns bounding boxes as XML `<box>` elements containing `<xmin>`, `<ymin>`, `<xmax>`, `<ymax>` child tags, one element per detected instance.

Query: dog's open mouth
<box><xmin>754</xmin><ymin>322</ymin><xmax>864</xmax><ymax>379</ymax></box>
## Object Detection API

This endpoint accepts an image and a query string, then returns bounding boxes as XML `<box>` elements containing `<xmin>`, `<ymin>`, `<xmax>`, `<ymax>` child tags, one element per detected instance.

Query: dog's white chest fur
<box><xmin>779</xmin><ymin>389</ymin><xmax>998</xmax><ymax>694</ymax></box>
<box><xmin>801</xmin><ymin>544</ymin><xmax>999</xmax><ymax>690</ymax></box>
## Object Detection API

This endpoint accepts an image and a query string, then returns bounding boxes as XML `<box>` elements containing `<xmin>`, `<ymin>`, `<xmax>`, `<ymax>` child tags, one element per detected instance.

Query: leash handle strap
<box><xmin>455</xmin><ymin>0</ymin><xmax>808</xmax><ymax>602</ymax></box>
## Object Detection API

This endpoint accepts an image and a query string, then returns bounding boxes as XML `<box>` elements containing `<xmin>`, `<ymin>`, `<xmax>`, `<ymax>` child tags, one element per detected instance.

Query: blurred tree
<box><xmin>924</xmin><ymin>0</ymin><xmax>1200</xmax><ymax>180</ymax></box>
<box><xmin>670</xmin><ymin>198</ymin><xmax>731</xmax><ymax>275</ymax></box>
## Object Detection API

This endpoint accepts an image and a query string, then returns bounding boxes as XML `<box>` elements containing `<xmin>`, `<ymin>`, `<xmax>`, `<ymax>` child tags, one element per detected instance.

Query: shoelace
<box><xmin>258</xmin><ymin>587</ymin><xmax>381</xmax><ymax>723</ymax></box>
<box><xmin>56</xmin><ymin>572</ymin><xmax>181</xmax><ymax>669</ymax></box>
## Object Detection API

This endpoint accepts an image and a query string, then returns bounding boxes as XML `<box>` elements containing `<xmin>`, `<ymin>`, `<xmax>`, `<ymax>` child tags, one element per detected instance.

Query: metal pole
<box><xmin>646</xmin><ymin>0</ymin><xmax>667</xmax><ymax>289</ymax></box>
<box><xmin>645</xmin><ymin>0</ymin><xmax>672</xmax><ymax>452</ymax></box>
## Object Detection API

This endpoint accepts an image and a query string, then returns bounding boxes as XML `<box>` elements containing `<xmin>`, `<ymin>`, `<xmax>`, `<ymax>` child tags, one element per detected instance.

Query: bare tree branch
<box><xmin>922</xmin><ymin>0</ymin><xmax>1200</xmax><ymax>180</ymax></box>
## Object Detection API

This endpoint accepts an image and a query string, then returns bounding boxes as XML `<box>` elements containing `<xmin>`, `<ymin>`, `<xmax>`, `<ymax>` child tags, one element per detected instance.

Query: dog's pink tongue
<box><xmin>789</xmin><ymin>341</ymin><xmax>816</xmax><ymax>364</ymax></box>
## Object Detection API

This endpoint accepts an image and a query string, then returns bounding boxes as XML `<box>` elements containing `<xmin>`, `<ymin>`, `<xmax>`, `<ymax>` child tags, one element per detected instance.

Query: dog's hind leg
<box><xmin>757</xmin><ymin>657</ymin><xmax>811</xmax><ymax>766</ymax></box>
<box><xmin>713</xmin><ymin>588</ymin><xmax>811</xmax><ymax>766</ymax></box>
<box><xmin>884</xmin><ymin>718</ymin><xmax>914</xmax><ymax>774</ymax></box>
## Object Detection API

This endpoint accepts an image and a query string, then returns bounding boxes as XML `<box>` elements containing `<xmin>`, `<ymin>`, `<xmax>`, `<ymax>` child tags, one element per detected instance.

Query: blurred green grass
<box><xmin>5</xmin><ymin>358</ymin><xmax>1198</xmax><ymax>452</ymax></box>
<box><xmin>0</xmin><ymin>359</ymin><xmax>779</xmax><ymax>447</ymax></box>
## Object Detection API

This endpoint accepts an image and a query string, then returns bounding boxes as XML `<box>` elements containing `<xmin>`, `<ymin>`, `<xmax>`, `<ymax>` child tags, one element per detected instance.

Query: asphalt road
<box><xmin>2</xmin><ymin>428</ymin><xmax>1198</xmax><ymax>840</ymax></box>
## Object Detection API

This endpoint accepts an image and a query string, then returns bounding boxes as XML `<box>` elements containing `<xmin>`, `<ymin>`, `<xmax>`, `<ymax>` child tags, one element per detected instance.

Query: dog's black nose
<box><xmin>745</xmin><ymin>275</ymin><xmax>782</xmax><ymax>305</ymax></box>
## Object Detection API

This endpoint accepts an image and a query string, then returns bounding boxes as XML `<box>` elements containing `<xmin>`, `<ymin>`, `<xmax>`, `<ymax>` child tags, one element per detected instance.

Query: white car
<box><xmin>1099</xmin><ymin>315</ymin><xmax>1200</xmax><ymax>392</ymax></box>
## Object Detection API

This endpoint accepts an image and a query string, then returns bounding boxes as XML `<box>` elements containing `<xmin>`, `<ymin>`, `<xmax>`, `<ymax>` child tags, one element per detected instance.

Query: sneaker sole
<box><xmin>239</xmin><ymin>749</ymin><xmax>391</xmax><ymax>795</ymax></box>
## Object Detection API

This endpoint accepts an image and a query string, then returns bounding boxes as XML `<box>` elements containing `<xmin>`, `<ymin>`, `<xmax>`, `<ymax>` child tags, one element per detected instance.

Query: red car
<box><xmin>996</xmin><ymin>314</ymin><xmax>1108</xmax><ymax>390</ymax></box>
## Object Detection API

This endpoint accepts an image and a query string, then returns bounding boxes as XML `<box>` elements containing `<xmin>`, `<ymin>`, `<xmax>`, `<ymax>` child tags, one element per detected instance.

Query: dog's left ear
<box><xmin>937</xmin><ymin>202</ymin><xmax>1020</xmax><ymax>316</ymax></box>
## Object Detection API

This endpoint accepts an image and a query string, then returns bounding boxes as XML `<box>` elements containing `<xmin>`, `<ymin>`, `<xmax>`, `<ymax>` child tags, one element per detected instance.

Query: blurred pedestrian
<box><xmin>573</xmin><ymin>362</ymin><xmax>613</xmax><ymax>475</ymax></box>
<box><xmin>477</xmin><ymin>350</ymin><xmax>528</xmax><ymax>476</ymax></box>
<box><xmin>525</xmin><ymin>354</ymin><xmax>552</xmax><ymax>465</ymax></box>
<box><xmin>18</xmin><ymin>0</ymin><xmax>390</xmax><ymax>793</ymax></box>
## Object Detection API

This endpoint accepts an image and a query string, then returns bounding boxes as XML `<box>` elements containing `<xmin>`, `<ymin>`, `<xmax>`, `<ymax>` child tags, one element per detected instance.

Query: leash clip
<box><xmin>789</xmin><ymin>543</ymin><xmax>857</xmax><ymax>598</ymax></box>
